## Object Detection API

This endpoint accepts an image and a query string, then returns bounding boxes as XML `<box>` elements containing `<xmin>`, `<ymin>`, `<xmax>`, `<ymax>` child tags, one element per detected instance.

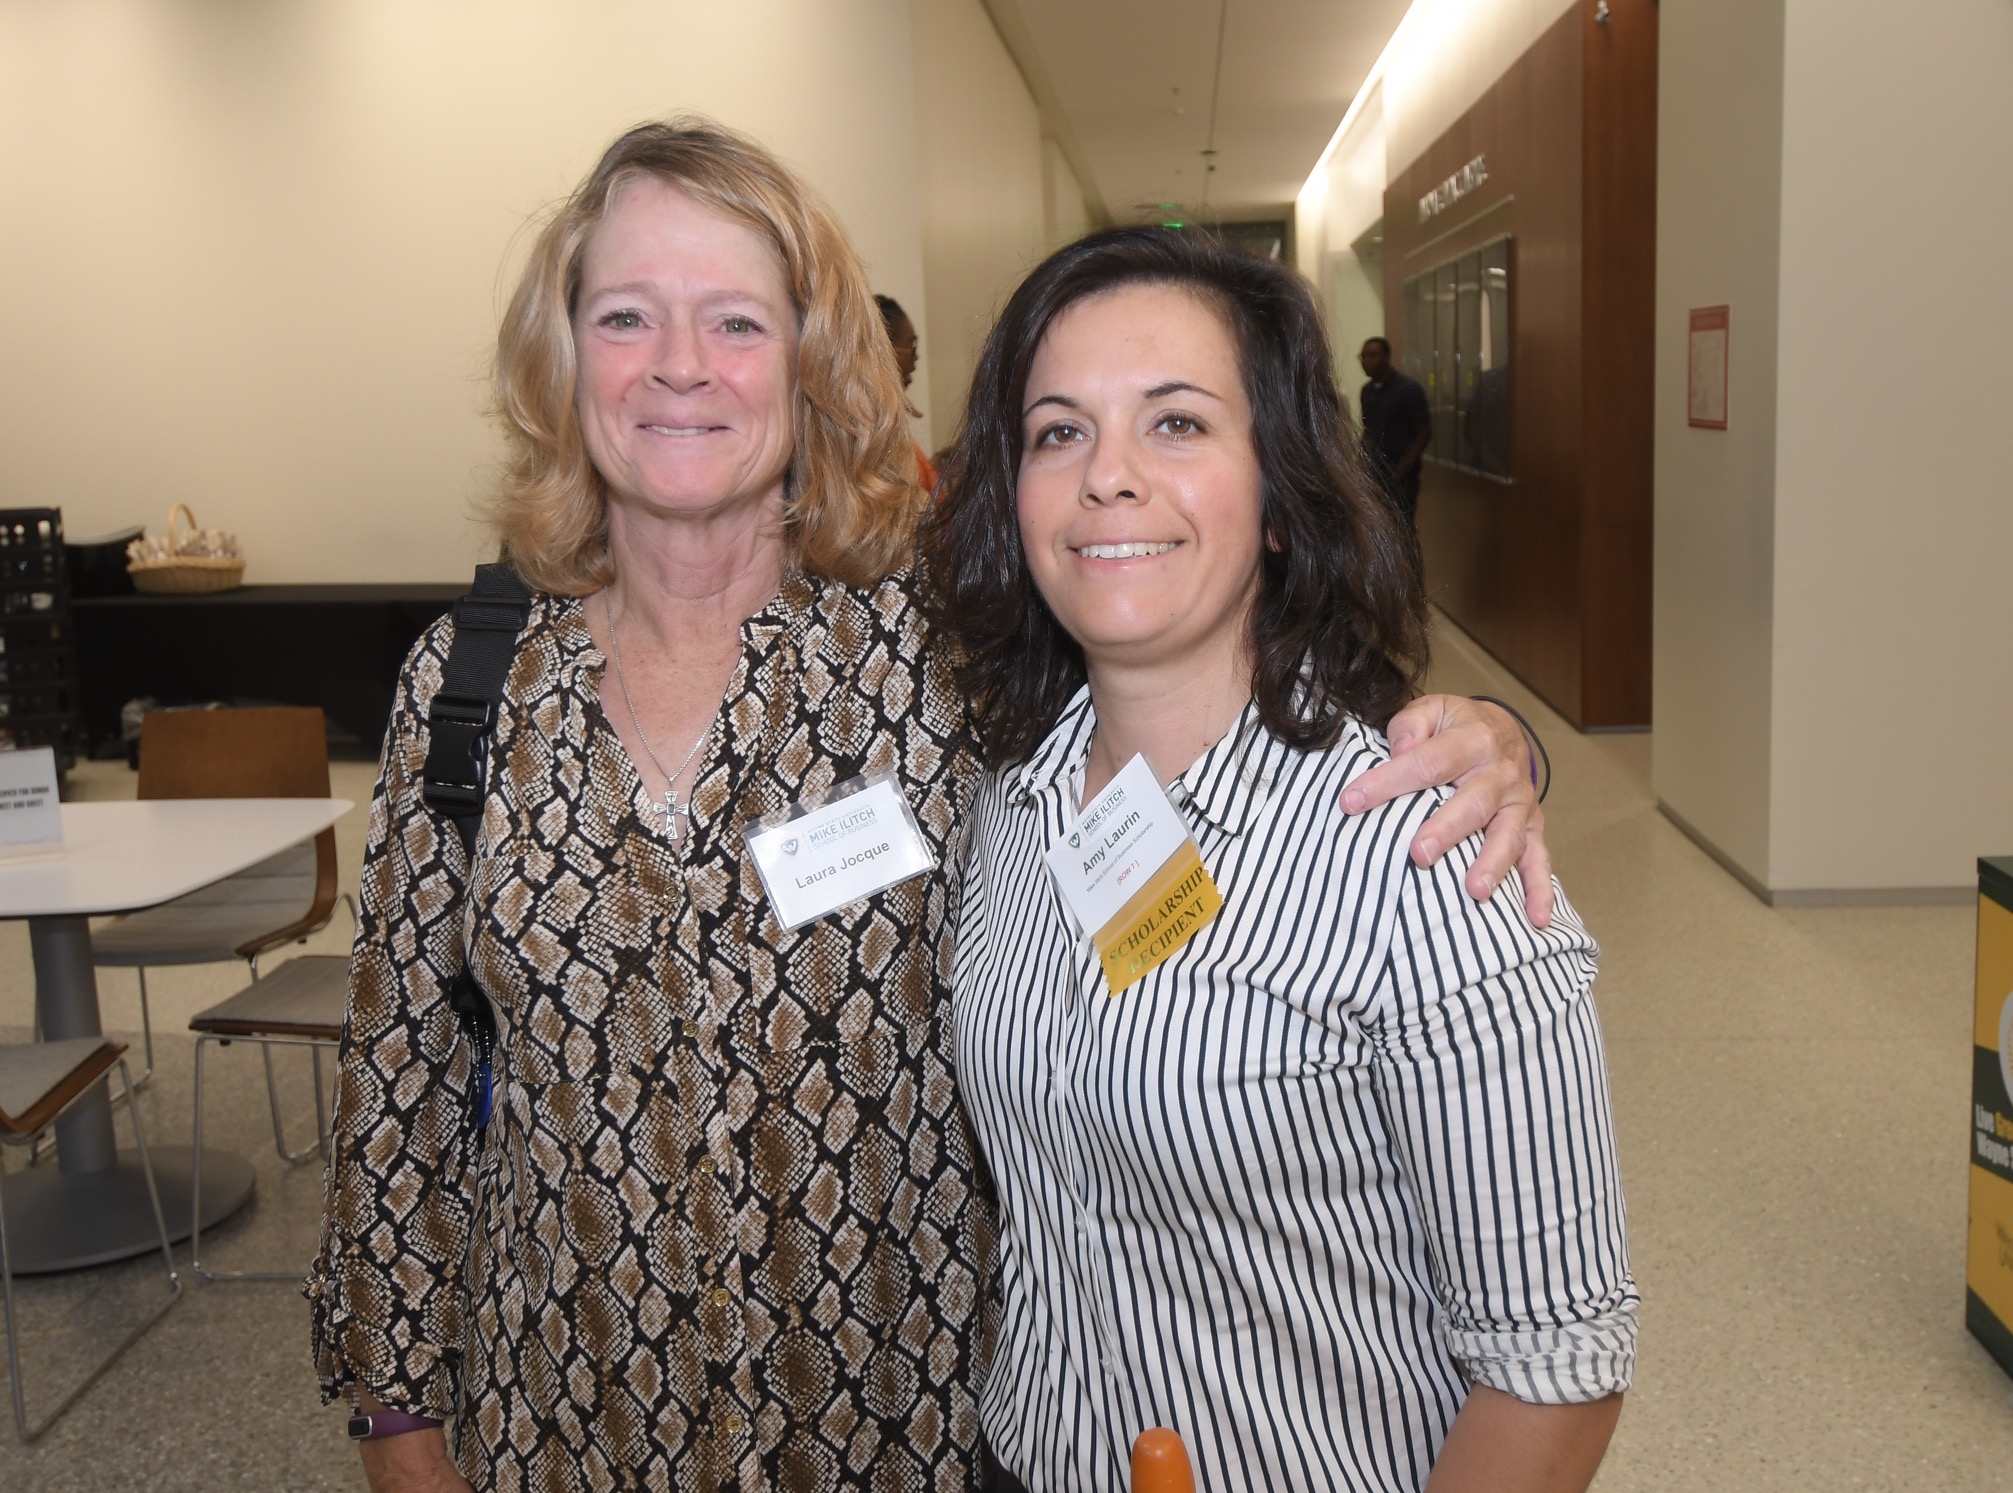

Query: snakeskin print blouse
<box><xmin>310</xmin><ymin>568</ymin><xmax>992</xmax><ymax>1493</ymax></box>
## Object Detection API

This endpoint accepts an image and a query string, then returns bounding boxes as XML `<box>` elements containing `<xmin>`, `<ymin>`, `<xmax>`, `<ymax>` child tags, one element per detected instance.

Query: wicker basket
<box><xmin>127</xmin><ymin>504</ymin><xmax>245</xmax><ymax>594</ymax></box>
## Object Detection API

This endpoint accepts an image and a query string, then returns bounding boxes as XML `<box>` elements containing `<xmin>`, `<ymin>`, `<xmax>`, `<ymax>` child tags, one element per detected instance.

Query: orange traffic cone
<box><xmin>1130</xmin><ymin>1427</ymin><xmax>1196</xmax><ymax>1493</ymax></box>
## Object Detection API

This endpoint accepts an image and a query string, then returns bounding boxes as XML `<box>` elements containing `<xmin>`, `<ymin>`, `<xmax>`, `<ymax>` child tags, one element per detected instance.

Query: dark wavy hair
<box><xmin>922</xmin><ymin>227</ymin><xmax>1427</xmax><ymax>766</ymax></box>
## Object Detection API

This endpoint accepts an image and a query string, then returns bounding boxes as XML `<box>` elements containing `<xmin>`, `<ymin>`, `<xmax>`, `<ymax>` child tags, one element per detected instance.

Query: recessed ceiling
<box><xmin>987</xmin><ymin>0</ymin><xmax>1411</xmax><ymax>225</ymax></box>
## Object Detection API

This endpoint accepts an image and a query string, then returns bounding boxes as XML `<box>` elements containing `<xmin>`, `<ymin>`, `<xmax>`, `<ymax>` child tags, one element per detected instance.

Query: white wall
<box><xmin>1656</xmin><ymin>0</ymin><xmax>2013</xmax><ymax>897</ymax></box>
<box><xmin>1651</xmin><ymin>0</ymin><xmax>1786</xmax><ymax>885</ymax></box>
<box><xmin>1294</xmin><ymin>89</ymin><xmax>1377</xmax><ymax>280</ymax></box>
<box><xmin>1301</xmin><ymin>96</ymin><xmax>1390</xmax><ymax>411</ymax></box>
<box><xmin>910</xmin><ymin>0</ymin><xmax>1048</xmax><ymax>448</ymax></box>
<box><xmin>1764</xmin><ymin>0</ymin><xmax>2013</xmax><ymax>892</ymax></box>
<box><xmin>0</xmin><ymin>0</ymin><xmax>929</xmax><ymax>582</ymax></box>
<box><xmin>1326</xmin><ymin>254</ymin><xmax>1388</xmax><ymax>420</ymax></box>
<box><xmin>1325</xmin><ymin>103</ymin><xmax>1390</xmax><ymax>251</ymax></box>
<box><xmin>1043</xmin><ymin>138</ymin><xmax>1094</xmax><ymax>253</ymax></box>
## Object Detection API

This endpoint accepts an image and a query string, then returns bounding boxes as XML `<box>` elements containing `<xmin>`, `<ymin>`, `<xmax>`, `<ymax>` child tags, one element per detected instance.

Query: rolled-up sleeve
<box><xmin>1368</xmin><ymin>837</ymin><xmax>1638</xmax><ymax>1405</ymax></box>
<box><xmin>308</xmin><ymin>621</ymin><xmax>480</xmax><ymax>1416</ymax></box>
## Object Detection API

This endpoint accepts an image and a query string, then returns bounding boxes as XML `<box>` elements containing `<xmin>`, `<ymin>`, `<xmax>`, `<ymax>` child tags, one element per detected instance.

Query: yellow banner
<box><xmin>1094</xmin><ymin>840</ymin><xmax>1223</xmax><ymax>994</ymax></box>
<box><xmin>1970</xmin><ymin>1168</ymin><xmax>2013</xmax><ymax>1334</ymax></box>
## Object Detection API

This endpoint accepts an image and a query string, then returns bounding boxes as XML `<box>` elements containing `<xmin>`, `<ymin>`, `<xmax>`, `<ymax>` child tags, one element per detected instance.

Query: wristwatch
<box><xmin>347</xmin><ymin>1408</ymin><xmax>444</xmax><ymax>1440</ymax></box>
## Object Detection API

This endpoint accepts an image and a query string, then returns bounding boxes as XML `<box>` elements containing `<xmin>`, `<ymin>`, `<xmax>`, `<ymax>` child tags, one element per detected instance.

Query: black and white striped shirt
<box><xmin>953</xmin><ymin>690</ymin><xmax>1637</xmax><ymax>1493</ymax></box>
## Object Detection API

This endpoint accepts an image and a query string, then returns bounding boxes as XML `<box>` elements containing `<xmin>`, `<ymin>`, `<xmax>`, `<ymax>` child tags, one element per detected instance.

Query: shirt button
<box><xmin>710</xmin><ymin>1287</ymin><xmax>732</xmax><ymax>1308</ymax></box>
<box><xmin>721</xmin><ymin>1411</ymin><xmax>745</xmax><ymax>1436</ymax></box>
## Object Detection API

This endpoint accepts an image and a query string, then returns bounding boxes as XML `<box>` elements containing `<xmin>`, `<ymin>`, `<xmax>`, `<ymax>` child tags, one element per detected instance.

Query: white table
<box><xmin>0</xmin><ymin>797</ymin><xmax>352</xmax><ymax>1273</ymax></box>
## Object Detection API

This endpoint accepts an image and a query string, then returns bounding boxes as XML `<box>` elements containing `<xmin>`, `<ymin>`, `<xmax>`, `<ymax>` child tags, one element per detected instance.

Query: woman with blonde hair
<box><xmin>311</xmin><ymin>118</ymin><xmax>1549</xmax><ymax>1493</ymax></box>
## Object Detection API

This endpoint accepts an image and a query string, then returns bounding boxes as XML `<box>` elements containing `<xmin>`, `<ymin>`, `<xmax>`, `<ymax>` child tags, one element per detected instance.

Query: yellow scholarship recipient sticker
<box><xmin>1045</xmin><ymin>753</ymin><xmax>1223</xmax><ymax>994</ymax></box>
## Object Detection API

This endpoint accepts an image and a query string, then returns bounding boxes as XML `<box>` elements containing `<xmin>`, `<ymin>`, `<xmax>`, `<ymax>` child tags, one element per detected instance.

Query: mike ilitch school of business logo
<box><xmin>777</xmin><ymin>803</ymin><xmax>884</xmax><ymax>859</ymax></box>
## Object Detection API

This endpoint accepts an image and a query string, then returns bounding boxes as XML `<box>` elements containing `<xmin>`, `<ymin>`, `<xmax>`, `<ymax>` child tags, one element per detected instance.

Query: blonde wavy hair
<box><xmin>489</xmin><ymin>118</ymin><xmax>922</xmax><ymax>594</ymax></box>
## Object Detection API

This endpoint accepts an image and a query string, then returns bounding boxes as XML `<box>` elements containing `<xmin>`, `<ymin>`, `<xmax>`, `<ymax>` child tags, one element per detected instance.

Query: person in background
<box><xmin>927</xmin><ymin>228</ymin><xmax>1634</xmax><ymax>1493</ymax></box>
<box><xmin>876</xmin><ymin>292</ymin><xmax>939</xmax><ymax>491</ymax></box>
<box><xmin>1359</xmin><ymin>334</ymin><xmax>1432</xmax><ymax>531</ymax></box>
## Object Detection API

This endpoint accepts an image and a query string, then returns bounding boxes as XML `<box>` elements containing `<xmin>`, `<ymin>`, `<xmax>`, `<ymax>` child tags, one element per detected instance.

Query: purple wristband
<box><xmin>347</xmin><ymin>1408</ymin><xmax>443</xmax><ymax>1440</ymax></box>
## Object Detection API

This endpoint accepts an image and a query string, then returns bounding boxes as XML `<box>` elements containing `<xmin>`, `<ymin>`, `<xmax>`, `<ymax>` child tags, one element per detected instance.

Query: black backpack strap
<box><xmin>421</xmin><ymin>563</ymin><xmax>534</xmax><ymax>854</ymax></box>
<box><xmin>418</xmin><ymin>563</ymin><xmax>532</xmax><ymax>1137</ymax></box>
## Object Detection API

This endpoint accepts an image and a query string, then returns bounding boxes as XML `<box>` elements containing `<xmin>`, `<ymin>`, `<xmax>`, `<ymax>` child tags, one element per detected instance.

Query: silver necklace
<box><xmin>605</xmin><ymin>592</ymin><xmax>713</xmax><ymax>842</ymax></box>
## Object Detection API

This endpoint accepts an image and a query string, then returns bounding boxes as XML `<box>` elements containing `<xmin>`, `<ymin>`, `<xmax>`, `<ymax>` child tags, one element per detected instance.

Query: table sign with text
<box><xmin>0</xmin><ymin>747</ymin><xmax>63</xmax><ymax>849</ymax></box>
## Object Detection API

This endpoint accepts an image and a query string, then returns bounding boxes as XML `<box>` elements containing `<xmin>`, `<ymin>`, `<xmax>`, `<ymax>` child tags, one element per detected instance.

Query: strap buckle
<box><xmin>421</xmin><ymin>692</ymin><xmax>497</xmax><ymax>818</ymax></box>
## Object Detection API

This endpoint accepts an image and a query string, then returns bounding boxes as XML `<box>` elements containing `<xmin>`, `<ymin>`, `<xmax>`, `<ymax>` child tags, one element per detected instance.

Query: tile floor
<box><xmin>1</xmin><ymin>614</ymin><xmax>2008</xmax><ymax>1489</ymax></box>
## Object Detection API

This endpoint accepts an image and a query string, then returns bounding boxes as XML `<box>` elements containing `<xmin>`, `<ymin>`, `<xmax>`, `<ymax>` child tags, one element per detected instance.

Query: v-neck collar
<box><xmin>553</xmin><ymin>570</ymin><xmax>825</xmax><ymax>846</ymax></box>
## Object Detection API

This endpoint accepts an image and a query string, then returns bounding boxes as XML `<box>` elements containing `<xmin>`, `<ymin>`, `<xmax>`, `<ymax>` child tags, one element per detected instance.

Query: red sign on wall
<box><xmin>1687</xmin><ymin>305</ymin><xmax>1729</xmax><ymax>429</ymax></box>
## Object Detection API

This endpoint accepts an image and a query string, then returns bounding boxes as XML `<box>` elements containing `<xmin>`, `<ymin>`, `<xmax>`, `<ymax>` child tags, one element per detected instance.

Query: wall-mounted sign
<box><xmin>1687</xmin><ymin>305</ymin><xmax>1729</xmax><ymax>429</ymax></box>
<box><xmin>1418</xmin><ymin>155</ymin><xmax>1489</xmax><ymax>223</ymax></box>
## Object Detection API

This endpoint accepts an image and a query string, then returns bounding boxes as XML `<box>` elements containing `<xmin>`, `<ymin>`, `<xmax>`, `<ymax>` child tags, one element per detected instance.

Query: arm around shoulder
<box><xmin>1344</xmin><ymin>693</ymin><xmax>1554</xmax><ymax>926</ymax></box>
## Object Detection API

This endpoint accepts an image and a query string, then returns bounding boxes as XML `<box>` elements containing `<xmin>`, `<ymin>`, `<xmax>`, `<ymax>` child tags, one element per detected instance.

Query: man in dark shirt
<box><xmin>1358</xmin><ymin>336</ymin><xmax>1432</xmax><ymax>529</ymax></box>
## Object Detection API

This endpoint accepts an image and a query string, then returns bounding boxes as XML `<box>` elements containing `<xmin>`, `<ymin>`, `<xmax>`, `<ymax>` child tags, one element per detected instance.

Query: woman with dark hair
<box><xmin>926</xmin><ymin>229</ymin><xmax>1636</xmax><ymax>1493</ymax></box>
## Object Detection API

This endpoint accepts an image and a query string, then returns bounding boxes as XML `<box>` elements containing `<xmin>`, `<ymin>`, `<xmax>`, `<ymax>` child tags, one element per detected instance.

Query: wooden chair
<box><xmin>91</xmin><ymin>708</ymin><xmax>348</xmax><ymax>1139</ymax></box>
<box><xmin>0</xmin><ymin>1038</ymin><xmax>181</xmax><ymax>1441</ymax></box>
<box><xmin>186</xmin><ymin>956</ymin><xmax>349</xmax><ymax>1282</ymax></box>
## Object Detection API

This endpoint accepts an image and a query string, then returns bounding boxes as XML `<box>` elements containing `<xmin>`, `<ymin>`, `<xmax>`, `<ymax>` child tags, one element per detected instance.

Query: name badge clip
<box><xmin>744</xmin><ymin>770</ymin><xmax>936</xmax><ymax>930</ymax></box>
<box><xmin>1044</xmin><ymin>753</ymin><xmax>1223</xmax><ymax>994</ymax></box>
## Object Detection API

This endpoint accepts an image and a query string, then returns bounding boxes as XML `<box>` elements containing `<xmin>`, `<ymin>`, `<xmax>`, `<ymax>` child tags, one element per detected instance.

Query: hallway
<box><xmin>1427</xmin><ymin>616</ymin><xmax>2013</xmax><ymax>1490</ymax></box>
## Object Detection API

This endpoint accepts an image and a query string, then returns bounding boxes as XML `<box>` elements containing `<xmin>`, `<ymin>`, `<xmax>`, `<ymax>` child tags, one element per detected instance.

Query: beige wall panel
<box><xmin>1042</xmin><ymin>137</ymin><xmax>1093</xmax><ymax>252</ymax></box>
<box><xmin>1325</xmin><ymin>104</ymin><xmax>1389</xmax><ymax>253</ymax></box>
<box><xmin>1295</xmin><ymin>93</ymin><xmax>1385</xmax><ymax>290</ymax></box>
<box><xmin>1766</xmin><ymin>0</ymin><xmax>2013</xmax><ymax>891</ymax></box>
<box><xmin>0</xmin><ymin>0</ymin><xmax>927</xmax><ymax>582</ymax></box>
<box><xmin>911</xmin><ymin>0</ymin><xmax>1046</xmax><ymax>448</ymax></box>
<box><xmin>1649</xmin><ymin>0</ymin><xmax>1786</xmax><ymax>885</ymax></box>
<box><xmin>1326</xmin><ymin>253</ymin><xmax>1388</xmax><ymax>422</ymax></box>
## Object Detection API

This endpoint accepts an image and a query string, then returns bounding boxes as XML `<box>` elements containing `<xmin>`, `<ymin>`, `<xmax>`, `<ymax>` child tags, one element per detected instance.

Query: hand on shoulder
<box><xmin>1340</xmin><ymin>693</ymin><xmax>1553</xmax><ymax>928</ymax></box>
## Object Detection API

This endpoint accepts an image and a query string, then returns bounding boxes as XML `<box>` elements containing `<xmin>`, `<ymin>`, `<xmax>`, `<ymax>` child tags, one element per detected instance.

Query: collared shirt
<box><xmin>952</xmin><ymin>690</ymin><xmax>1637</xmax><ymax>1493</ymax></box>
<box><xmin>1360</xmin><ymin>370</ymin><xmax>1431</xmax><ymax>470</ymax></box>
<box><xmin>310</xmin><ymin>569</ymin><xmax>993</xmax><ymax>1492</ymax></box>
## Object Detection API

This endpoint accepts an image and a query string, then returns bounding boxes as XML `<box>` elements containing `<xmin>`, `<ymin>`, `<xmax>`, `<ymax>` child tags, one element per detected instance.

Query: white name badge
<box><xmin>0</xmin><ymin>747</ymin><xmax>62</xmax><ymax>851</ymax></box>
<box><xmin>1044</xmin><ymin>753</ymin><xmax>1223</xmax><ymax>993</ymax></box>
<box><xmin>744</xmin><ymin>771</ymin><xmax>937</xmax><ymax>930</ymax></box>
